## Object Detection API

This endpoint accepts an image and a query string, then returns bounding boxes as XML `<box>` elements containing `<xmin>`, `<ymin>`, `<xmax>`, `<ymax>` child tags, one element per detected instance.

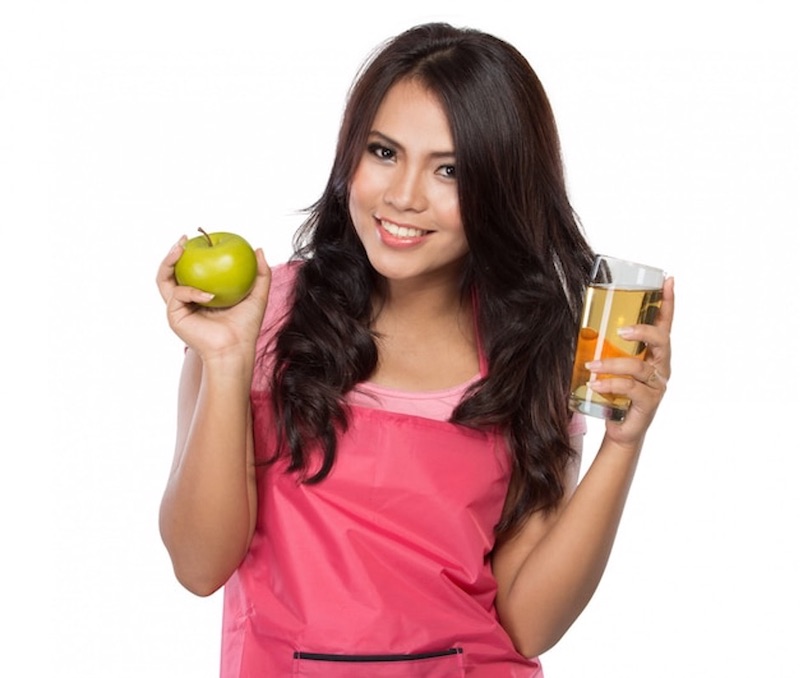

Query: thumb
<box><xmin>245</xmin><ymin>248</ymin><xmax>272</xmax><ymax>309</ymax></box>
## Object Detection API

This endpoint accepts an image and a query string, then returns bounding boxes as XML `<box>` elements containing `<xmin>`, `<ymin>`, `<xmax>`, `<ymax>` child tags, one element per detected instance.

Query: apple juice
<box><xmin>569</xmin><ymin>284</ymin><xmax>663</xmax><ymax>421</ymax></box>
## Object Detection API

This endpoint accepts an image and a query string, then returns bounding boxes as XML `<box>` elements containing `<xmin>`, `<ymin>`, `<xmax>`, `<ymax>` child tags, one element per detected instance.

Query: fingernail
<box><xmin>585</xmin><ymin>361</ymin><xmax>601</xmax><ymax>370</ymax></box>
<box><xmin>617</xmin><ymin>326</ymin><xmax>635</xmax><ymax>338</ymax></box>
<box><xmin>198</xmin><ymin>292</ymin><xmax>215</xmax><ymax>301</ymax></box>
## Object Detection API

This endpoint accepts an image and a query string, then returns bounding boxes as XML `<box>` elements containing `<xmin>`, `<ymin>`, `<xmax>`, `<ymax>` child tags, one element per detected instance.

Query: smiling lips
<box><xmin>377</xmin><ymin>218</ymin><xmax>431</xmax><ymax>247</ymax></box>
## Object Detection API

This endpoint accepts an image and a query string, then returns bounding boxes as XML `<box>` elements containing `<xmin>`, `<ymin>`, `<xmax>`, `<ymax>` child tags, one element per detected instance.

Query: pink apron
<box><xmin>221</xmin><ymin>264</ymin><xmax>543</xmax><ymax>675</ymax></box>
<box><xmin>221</xmin><ymin>392</ymin><xmax>545</xmax><ymax>677</ymax></box>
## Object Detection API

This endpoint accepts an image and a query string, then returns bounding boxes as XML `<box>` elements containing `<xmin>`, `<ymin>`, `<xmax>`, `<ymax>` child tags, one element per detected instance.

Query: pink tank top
<box><xmin>347</xmin><ymin>377</ymin><xmax>481</xmax><ymax>421</ymax></box>
<box><xmin>220</xmin><ymin>263</ymin><xmax>579</xmax><ymax>676</ymax></box>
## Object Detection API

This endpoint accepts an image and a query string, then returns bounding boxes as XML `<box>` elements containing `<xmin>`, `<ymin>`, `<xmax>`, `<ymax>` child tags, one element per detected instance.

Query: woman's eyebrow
<box><xmin>367</xmin><ymin>130</ymin><xmax>455</xmax><ymax>159</ymax></box>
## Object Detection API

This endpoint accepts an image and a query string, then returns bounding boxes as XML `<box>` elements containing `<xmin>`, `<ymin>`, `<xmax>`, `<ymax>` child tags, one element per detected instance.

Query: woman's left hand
<box><xmin>584</xmin><ymin>276</ymin><xmax>675</xmax><ymax>450</ymax></box>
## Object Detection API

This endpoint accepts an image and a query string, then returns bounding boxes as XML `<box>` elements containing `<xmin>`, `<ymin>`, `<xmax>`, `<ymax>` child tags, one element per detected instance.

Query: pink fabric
<box><xmin>348</xmin><ymin>378</ymin><xmax>481</xmax><ymax>421</ymax></box>
<box><xmin>350</xmin><ymin>381</ymin><xmax>586</xmax><ymax>435</ymax></box>
<box><xmin>221</xmin><ymin>262</ymin><xmax>577</xmax><ymax>676</ymax></box>
<box><xmin>222</xmin><ymin>400</ymin><xmax>543</xmax><ymax>676</ymax></box>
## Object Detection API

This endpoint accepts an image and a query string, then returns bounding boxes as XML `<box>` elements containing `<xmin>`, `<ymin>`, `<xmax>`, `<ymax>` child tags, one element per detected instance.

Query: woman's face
<box><xmin>348</xmin><ymin>78</ymin><xmax>468</xmax><ymax>288</ymax></box>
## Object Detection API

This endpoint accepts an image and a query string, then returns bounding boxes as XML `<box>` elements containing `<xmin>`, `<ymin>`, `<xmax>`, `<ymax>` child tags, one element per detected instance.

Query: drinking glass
<box><xmin>569</xmin><ymin>255</ymin><xmax>665</xmax><ymax>421</ymax></box>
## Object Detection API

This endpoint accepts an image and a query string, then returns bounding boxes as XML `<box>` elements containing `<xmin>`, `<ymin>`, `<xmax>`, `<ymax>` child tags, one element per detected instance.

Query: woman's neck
<box><xmin>368</xmin><ymin>270</ymin><xmax>479</xmax><ymax>391</ymax></box>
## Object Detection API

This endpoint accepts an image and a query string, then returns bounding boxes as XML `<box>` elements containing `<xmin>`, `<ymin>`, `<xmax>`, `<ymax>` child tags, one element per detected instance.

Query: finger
<box><xmin>163</xmin><ymin>285</ymin><xmax>216</xmax><ymax>333</ymax></box>
<box><xmin>252</xmin><ymin>248</ymin><xmax>272</xmax><ymax>296</ymax></box>
<box><xmin>231</xmin><ymin>248</ymin><xmax>272</xmax><ymax>312</ymax></box>
<box><xmin>586</xmin><ymin>356</ymin><xmax>668</xmax><ymax>388</ymax></box>
<box><xmin>156</xmin><ymin>236</ymin><xmax>187</xmax><ymax>302</ymax></box>
<box><xmin>656</xmin><ymin>276</ymin><xmax>675</xmax><ymax>333</ymax></box>
<box><xmin>617</xmin><ymin>323</ymin><xmax>667</xmax><ymax>351</ymax></box>
<box><xmin>588</xmin><ymin>373</ymin><xmax>665</xmax><ymax>401</ymax></box>
<box><xmin>170</xmin><ymin>285</ymin><xmax>216</xmax><ymax>307</ymax></box>
<box><xmin>585</xmin><ymin>356</ymin><xmax>644</xmax><ymax>379</ymax></box>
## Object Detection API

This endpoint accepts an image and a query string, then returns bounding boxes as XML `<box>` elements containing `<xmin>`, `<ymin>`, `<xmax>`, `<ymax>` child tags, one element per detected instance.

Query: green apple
<box><xmin>174</xmin><ymin>228</ymin><xmax>258</xmax><ymax>308</ymax></box>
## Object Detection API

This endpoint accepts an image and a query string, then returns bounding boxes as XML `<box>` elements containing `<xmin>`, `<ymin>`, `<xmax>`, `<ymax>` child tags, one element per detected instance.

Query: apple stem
<box><xmin>197</xmin><ymin>227</ymin><xmax>213</xmax><ymax>247</ymax></box>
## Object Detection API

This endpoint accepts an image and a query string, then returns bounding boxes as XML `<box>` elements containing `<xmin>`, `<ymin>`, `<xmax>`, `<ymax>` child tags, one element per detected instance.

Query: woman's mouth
<box><xmin>379</xmin><ymin>219</ymin><xmax>429</xmax><ymax>239</ymax></box>
<box><xmin>375</xmin><ymin>218</ymin><xmax>432</xmax><ymax>249</ymax></box>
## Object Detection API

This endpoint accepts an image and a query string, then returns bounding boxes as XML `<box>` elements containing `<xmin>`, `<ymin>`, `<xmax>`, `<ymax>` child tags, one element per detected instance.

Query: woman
<box><xmin>156</xmin><ymin>22</ymin><xmax>674</xmax><ymax>676</ymax></box>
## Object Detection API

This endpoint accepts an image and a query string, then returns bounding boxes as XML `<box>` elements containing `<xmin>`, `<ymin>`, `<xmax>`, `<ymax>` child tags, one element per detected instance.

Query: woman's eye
<box><xmin>367</xmin><ymin>143</ymin><xmax>395</xmax><ymax>160</ymax></box>
<box><xmin>437</xmin><ymin>164</ymin><xmax>456</xmax><ymax>179</ymax></box>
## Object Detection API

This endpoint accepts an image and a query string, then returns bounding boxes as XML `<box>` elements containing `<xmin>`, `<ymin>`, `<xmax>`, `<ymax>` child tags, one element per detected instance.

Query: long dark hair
<box><xmin>264</xmin><ymin>23</ymin><xmax>594</xmax><ymax>538</ymax></box>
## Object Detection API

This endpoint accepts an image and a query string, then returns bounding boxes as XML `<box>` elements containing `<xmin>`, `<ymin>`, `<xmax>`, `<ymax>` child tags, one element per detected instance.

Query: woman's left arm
<box><xmin>493</xmin><ymin>277</ymin><xmax>675</xmax><ymax>657</ymax></box>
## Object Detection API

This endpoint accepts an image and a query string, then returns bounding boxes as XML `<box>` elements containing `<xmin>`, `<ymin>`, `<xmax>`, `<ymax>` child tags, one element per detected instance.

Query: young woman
<box><xmin>156</xmin><ymin>22</ymin><xmax>674</xmax><ymax>677</ymax></box>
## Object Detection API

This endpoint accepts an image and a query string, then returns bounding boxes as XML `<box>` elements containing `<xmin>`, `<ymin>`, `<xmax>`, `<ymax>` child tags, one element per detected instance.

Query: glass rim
<box><xmin>591</xmin><ymin>253</ymin><xmax>665</xmax><ymax>278</ymax></box>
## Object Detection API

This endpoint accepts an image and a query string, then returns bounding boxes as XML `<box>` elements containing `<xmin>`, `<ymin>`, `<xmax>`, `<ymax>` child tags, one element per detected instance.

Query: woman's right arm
<box><xmin>155</xmin><ymin>238</ymin><xmax>271</xmax><ymax>596</ymax></box>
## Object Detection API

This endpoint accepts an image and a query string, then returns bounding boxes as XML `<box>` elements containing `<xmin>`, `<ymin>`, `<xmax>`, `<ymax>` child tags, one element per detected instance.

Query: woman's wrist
<box><xmin>194</xmin><ymin>346</ymin><xmax>257</xmax><ymax>381</ymax></box>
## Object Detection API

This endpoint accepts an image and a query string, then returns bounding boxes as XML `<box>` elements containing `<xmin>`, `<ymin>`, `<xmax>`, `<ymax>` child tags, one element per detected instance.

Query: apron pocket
<box><xmin>292</xmin><ymin>648</ymin><xmax>465</xmax><ymax>677</ymax></box>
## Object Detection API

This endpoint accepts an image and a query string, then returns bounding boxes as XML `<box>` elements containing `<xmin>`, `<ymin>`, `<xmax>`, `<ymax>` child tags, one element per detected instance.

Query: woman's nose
<box><xmin>383</xmin><ymin>166</ymin><xmax>427</xmax><ymax>212</ymax></box>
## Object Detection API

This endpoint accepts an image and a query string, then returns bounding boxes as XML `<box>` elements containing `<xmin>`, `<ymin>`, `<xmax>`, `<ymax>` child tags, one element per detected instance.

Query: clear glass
<box><xmin>569</xmin><ymin>254</ymin><xmax>665</xmax><ymax>421</ymax></box>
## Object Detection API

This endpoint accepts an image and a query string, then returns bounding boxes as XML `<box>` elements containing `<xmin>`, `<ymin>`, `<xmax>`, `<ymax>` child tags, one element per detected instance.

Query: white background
<box><xmin>2</xmin><ymin>1</ymin><xmax>798</xmax><ymax>676</ymax></box>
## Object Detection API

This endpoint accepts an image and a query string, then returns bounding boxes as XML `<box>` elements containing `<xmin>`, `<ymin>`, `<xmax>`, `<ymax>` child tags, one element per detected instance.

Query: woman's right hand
<box><xmin>155</xmin><ymin>236</ymin><xmax>272</xmax><ymax>361</ymax></box>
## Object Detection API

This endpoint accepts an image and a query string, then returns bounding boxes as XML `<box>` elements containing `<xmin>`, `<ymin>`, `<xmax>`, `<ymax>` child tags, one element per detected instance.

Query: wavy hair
<box><xmin>264</xmin><ymin>22</ymin><xmax>594</xmax><ymax>538</ymax></box>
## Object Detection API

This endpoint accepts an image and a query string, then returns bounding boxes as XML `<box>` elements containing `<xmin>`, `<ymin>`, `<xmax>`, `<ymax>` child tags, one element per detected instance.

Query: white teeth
<box><xmin>380</xmin><ymin>220</ymin><xmax>426</xmax><ymax>238</ymax></box>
